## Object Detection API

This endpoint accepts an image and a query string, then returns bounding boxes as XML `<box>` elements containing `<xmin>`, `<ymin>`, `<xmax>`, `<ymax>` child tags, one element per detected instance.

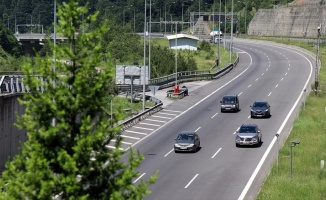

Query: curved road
<box><xmin>122</xmin><ymin>39</ymin><xmax>315</xmax><ymax>200</ymax></box>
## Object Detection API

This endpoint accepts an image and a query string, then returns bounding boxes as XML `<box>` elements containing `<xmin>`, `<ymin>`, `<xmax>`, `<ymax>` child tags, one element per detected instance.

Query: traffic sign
<box><xmin>149</xmin><ymin>85</ymin><xmax>160</xmax><ymax>96</ymax></box>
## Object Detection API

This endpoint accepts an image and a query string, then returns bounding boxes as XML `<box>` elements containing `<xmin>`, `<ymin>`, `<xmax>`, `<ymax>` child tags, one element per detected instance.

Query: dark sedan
<box><xmin>250</xmin><ymin>101</ymin><xmax>271</xmax><ymax>118</ymax></box>
<box><xmin>174</xmin><ymin>131</ymin><xmax>200</xmax><ymax>153</ymax></box>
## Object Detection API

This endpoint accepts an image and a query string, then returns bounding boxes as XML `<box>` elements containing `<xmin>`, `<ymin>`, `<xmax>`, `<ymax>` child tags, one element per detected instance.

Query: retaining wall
<box><xmin>248</xmin><ymin>1</ymin><xmax>326</xmax><ymax>37</ymax></box>
<box><xmin>0</xmin><ymin>94</ymin><xmax>27</xmax><ymax>173</ymax></box>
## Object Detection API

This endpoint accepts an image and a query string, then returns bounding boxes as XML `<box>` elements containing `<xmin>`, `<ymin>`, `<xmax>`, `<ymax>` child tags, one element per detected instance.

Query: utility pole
<box><xmin>315</xmin><ymin>25</ymin><xmax>321</xmax><ymax>95</ymax></box>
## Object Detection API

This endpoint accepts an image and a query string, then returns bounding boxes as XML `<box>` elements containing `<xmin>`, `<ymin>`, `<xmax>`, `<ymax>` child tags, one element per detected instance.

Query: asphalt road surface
<box><xmin>120</xmin><ymin>39</ymin><xmax>315</xmax><ymax>200</ymax></box>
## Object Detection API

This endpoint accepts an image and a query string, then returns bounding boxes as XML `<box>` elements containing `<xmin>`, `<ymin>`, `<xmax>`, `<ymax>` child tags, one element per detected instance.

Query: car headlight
<box><xmin>174</xmin><ymin>144</ymin><xmax>181</xmax><ymax>147</ymax></box>
<box><xmin>236</xmin><ymin>136</ymin><xmax>241</xmax><ymax>141</ymax></box>
<box><xmin>251</xmin><ymin>109</ymin><xmax>254</xmax><ymax>112</ymax></box>
<box><xmin>187</xmin><ymin>144</ymin><xmax>194</xmax><ymax>147</ymax></box>
<box><xmin>264</xmin><ymin>109</ymin><xmax>269</xmax><ymax>112</ymax></box>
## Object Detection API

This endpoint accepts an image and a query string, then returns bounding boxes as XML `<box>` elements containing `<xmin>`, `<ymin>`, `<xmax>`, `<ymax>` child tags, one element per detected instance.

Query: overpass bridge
<box><xmin>14</xmin><ymin>33</ymin><xmax>67</xmax><ymax>56</ymax></box>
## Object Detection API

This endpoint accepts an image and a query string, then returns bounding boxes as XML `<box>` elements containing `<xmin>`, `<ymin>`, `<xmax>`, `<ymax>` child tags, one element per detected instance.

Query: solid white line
<box><xmin>268</xmin><ymin>92</ymin><xmax>272</xmax><ymax>96</ymax></box>
<box><xmin>139</xmin><ymin>122</ymin><xmax>161</xmax><ymax>127</ymax></box>
<box><xmin>120</xmin><ymin>135</ymin><xmax>140</xmax><ymax>140</ymax></box>
<box><xmin>145</xmin><ymin>119</ymin><xmax>167</xmax><ymax>123</ymax></box>
<box><xmin>105</xmin><ymin>145</ymin><xmax>124</xmax><ymax>150</ymax></box>
<box><xmin>211</xmin><ymin>148</ymin><xmax>222</xmax><ymax>158</ymax></box>
<box><xmin>125</xmin><ymin>130</ymin><xmax>147</xmax><ymax>135</ymax></box>
<box><xmin>238</xmin><ymin>42</ymin><xmax>313</xmax><ymax>200</ymax></box>
<box><xmin>239</xmin><ymin>92</ymin><xmax>243</xmax><ymax>96</ymax></box>
<box><xmin>275</xmin><ymin>84</ymin><xmax>278</xmax><ymax>88</ymax></box>
<box><xmin>133</xmin><ymin>126</ymin><xmax>154</xmax><ymax>131</ymax></box>
<box><xmin>211</xmin><ymin>112</ymin><xmax>218</xmax><ymax>118</ymax></box>
<box><xmin>163</xmin><ymin>109</ymin><xmax>182</xmax><ymax>113</ymax></box>
<box><xmin>158</xmin><ymin>112</ymin><xmax>178</xmax><ymax>116</ymax></box>
<box><xmin>133</xmin><ymin>173</ymin><xmax>146</xmax><ymax>183</ymax></box>
<box><xmin>195</xmin><ymin>127</ymin><xmax>201</xmax><ymax>132</ymax></box>
<box><xmin>185</xmin><ymin>174</ymin><xmax>199</xmax><ymax>188</ymax></box>
<box><xmin>110</xmin><ymin>139</ymin><xmax>132</xmax><ymax>145</ymax></box>
<box><xmin>164</xmin><ymin>149</ymin><xmax>174</xmax><ymax>157</ymax></box>
<box><xmin>152</xmin><ymin>115</ymin><xmax>173</xmax><ymax>119</ymax></box>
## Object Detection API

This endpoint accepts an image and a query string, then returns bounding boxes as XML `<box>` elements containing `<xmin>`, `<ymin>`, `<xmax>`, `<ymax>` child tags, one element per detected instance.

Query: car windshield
<box><xmin>222</xmin><ymin>97</ymin><xmax>235</xmax><ymax>103</ymax></box>
<box><xmin>177</xmin><ymin>133</ymin><xmax>194</xmax><ymax>140</ymax></box>
<box><xmin>239</xmin><ymin>126</ymin><xmax>256</xmax><ymax>133</ymax></box>
<box><xmin>253</xmin><ymin>102</ymin><xmax>266</xmax><ymax>107</ymax></box>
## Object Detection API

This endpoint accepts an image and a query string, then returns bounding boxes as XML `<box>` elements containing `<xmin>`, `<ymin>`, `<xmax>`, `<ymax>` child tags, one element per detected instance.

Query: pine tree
<box><xmin>0</xmin><ymin>1</ymin><xmax>157</xmax><ymax>199</ymax></box>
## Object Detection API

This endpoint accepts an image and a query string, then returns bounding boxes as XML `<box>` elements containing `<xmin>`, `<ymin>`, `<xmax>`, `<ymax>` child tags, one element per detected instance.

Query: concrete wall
<box><xmin>248</xmin><ymin>2</ymin><xmax>326</xmax><ymax>37</ymax></box>
<box><xmin>0</xmin><ymin>94</ymin><xmax>27</xmax><ymax>173</ymax></box>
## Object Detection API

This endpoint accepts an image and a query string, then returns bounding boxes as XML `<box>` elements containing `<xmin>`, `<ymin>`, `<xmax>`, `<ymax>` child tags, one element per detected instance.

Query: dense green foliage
<box><xmin>0</xmin><ymin>1</ymin><xmax>157</xmax><ymax>199</ymax></box>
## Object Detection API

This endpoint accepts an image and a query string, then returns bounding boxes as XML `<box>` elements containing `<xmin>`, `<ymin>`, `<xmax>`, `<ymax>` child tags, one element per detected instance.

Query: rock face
<box><xmin>248</xmin><ymin>0</ymin><xmax>326</xmax><ymax>37</ymax></box>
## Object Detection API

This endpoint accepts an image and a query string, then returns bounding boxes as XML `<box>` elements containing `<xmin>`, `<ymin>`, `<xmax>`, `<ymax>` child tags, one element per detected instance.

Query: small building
<box><xmin>166</xmin><ymin>34</ymin><xmax>199</xmax><ymax>51</ymax></box>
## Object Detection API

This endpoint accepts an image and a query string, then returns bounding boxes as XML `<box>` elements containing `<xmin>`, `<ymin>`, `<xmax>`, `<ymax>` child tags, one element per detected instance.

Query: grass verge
<box><xmin>245</xmin><ymin>37</ymin><xmax>326</xmax><ymax>200</ymax></box>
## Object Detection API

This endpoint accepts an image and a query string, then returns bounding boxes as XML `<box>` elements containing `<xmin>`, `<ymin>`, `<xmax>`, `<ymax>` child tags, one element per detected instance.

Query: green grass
<box><xmin>151</xmin><ymin>38</ymin><xmax>237</xmax><ymax>71</ymax></box>
<box><xmin>243</xmin><ymin>37</ymin><xmax>326</xmax><ymax>200</ymax></box>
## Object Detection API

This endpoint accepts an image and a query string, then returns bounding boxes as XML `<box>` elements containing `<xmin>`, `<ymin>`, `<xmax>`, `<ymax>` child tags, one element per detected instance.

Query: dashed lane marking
<box><xmin>139</xmin><ymin>122</ymin><xmax>161</xmax><ymax>126</ymax></box>
<box><xmin>132</xmin><ymin>126</ymin><xmax>155</xmax><ymax>131</ymax></box>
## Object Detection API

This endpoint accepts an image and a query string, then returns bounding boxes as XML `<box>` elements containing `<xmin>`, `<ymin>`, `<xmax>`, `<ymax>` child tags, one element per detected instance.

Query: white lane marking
<box><xmin>238</xmin><ymin>42</ymin><xmax>313</xmax><ymax>200</ymax></box>
<box><xmin>145</xmin><ymin>119</ymin><xmax>167</xmax><ymax>123</ymax></box>
<box><xmin>152</xmin><ymin>115</ymin><xmax>173</xmax><ymax>119</ymax></box>
<box><xmin>195</xmin><ymin>127</ymin><xmax>201</xmax><ymax>132</ymax></box>
<box><xmin>266</xmin><ymin>68</ymin><xmax>268</xmax><ymax>71</ymax></box>
<box><xmin>133</xmin><ymin>173</ymin><xmax>146</xmax><ymax>183</ymax></box>
<box><xmin>133</xmin><ymin>126</ymin><xmax>154</xmax><ymax>131</ymax></box>
<box><xmin>281</xmin><ymin>78</ymin><xmax>284</xmax><ymax>81</ymax></box>
<box><xmin>211</xmin><ymin>148</ymin><xmax>222</xmax><ymax>158</ymax></box>
<box><xmin>247</xmin><ymin>115</ymin><xmax>251</xmax><ymax>119</ymax></box>
<box><xmin>125</xmin><ymin>130</ymin><xmax>148</xmax><ymax>135</ymax></box>
<box><xmin>233</xmin><ymin>127</ymin><xmax>240</xmax><ymax>134</ymax></box>
<box><xmin>105</xmin><ymin>145</ymin><xmax>124</xmax><ymax>150</ymax></box>
<box><xmin>185</xmin><ymin>174</ymin><xmax>199</xmax><ymax>188</ymax></box>
<box><xmin>164</xmin><ymin>149</ymin><xmax>174</xmax><ymax>157</ymax></box>
<box><xmin>211</xmin><ymin>113</ymin><xmax>218</xmax><ymax>118</ymax></box>
<box><xmin>158</xmin><ymin>112</ymin><xmax>178</xmax><ymax>116</ymax></box>
<box><xmin>130</xmin><ymin>49</ymin><xmax>253</xmax><ymax>150</ymax></box>
<box><xmin>255</xmin><ymin>78</ymin><xmax>259</xmax><ymax>81</ymax></box>
<box><xmin>239</xmin><ymin>92</ymin><xmax>243</xmax><ymax>96</ymax></box>
<box><xmin>163</xmin><ymin>109</ymin><xmax>182</xmax><ymax>113</ymax></box>
<box><xmin>261</xmin><ymin>73</ymin><xmax>264</xmax><ymax>76</ymax></box>
<box><xmin>248</xmin><ymin>84</ymin><xmax>252</xmax><ymax>88</ymax></box>
<box><xmin>111</xmin><ymin>139</ymin><xmax>132</xmax><ymax>145</ymax></box>
<box><xmin>275</xmin><ymin>84</ymin><xmax>279</xmax><ymax>88</ymax></box>
<box><xmin>289</xmin><ymin>64</ymin><xmax>291</xmax><ymax>67</ymax></box>
<box><xmin>139</xmin><ymin>122</ymin><xmax>161</xmax><ymax>127</ymax></box>
<box><xmin>120</xmin><ymin>135</ymin><xmax>140</xmax><ymax>140</ymax></box>
<box><xmin>268</xmin><ymin>92</ymin><xmax>272</xmax><ymax>96</ymax></box>
<box><xmin>285</xmin><ymin>72</ymin><xmax>288</xmax><ymax>75</ymax></box>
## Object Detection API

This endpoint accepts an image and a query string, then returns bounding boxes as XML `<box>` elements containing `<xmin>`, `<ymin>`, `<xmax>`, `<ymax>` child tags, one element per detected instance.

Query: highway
<box><xmin>120</xmin><ymin>39</ymin><xmax>315</xmax><ymax>200</ymax></box>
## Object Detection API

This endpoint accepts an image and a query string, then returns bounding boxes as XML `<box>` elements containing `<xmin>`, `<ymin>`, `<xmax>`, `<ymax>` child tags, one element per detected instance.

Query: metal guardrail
<box><xmin>0</xmin><ymin>56</ymin><xmax>239</xmax><ymax>133</ymax></box>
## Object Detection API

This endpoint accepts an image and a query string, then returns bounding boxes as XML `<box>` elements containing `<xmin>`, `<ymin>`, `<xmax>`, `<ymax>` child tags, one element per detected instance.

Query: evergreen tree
<box><xmin>0</xmin><ymin>1</ymin><xmax>157</xmax><ymax>199</ymax></box>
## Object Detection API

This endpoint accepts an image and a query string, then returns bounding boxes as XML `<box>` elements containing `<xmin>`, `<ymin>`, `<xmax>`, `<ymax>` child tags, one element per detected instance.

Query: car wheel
<box><xmin>251</xmin><ymin>115</ymin><xmax>254</xmax><ymax>118</ymax></box>
<box><xmin>193</xmin><ymin>145</ymin><xmax>197</xmax><ymax>153</ymax></box>
<box><xmin>236</xmin><ymin>143</ymin><xmax>239</xmax><ymax>147</ymax></box>
<box><xmin>220</xmin><ymin>109</ymin><xmax>224</xmax><ymax>113</ymax></box>
<box><xmin>174</xmin><ymin>150</ymin><xmax>178</xmax><ymax>153</ymax></box>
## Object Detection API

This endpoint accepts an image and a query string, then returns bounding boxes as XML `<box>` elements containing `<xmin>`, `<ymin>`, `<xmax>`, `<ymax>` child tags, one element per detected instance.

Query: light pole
<box><xmin>143</xmin><ymin>0</ymin><xmax>147</xmax><ymax>111</ymax></box>
<box><xmin>218</xmin><ymin>0</ymin><xmax>221</xmax><ymax>67</ymax></box>
<box><xmin>290</xmin><ymin>141</ymin><xmax>300</xmax><ymax>180</ymax></box>
<box><xmin>175</xmin><ymin>22</ymin><xmax>178</xmax><ymax>87</ymax></box>
<box><xmin>276</xmin><ymin>133</ymin><xmax>280</xmax><ymax>172</ymax></box>
<box><xmin>315</xmin><ymin>25</ymin><xmax>321</xmax><ymax>95</ymax></box>
<box><xmin>230</xmin><ymin>0</ymin><xmax>234</xmax><ymax>62</ymax></box>
<box><xmin>149</xmin><ymin>0</ymin><xmax>152</xmax><ymax>80</ymax></box>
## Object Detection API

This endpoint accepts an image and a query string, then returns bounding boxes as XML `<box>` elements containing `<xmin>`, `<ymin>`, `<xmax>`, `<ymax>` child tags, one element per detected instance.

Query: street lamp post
<box><xmin>315</xmin><ymin>25</ymin><xmax>321</xmax><ymax>95</ymax></box>
<box><xmin>230</xmin><ymin>0</ymin><xmax>234</xmax><ymax>62</ymax></box>
<box><xmin>218</xmin><ymin>0</ymin><xmax>221</xmax><ymax>67</ymax></box>
<box><xmin>143</xmin><ymin>0</ymin><xmax>147</xmax><ymax>111</ymax></box>
<box><xmin>290</xmin><ymin>141</ymin><xmax>300</xmax><ymax>180</ymax></box>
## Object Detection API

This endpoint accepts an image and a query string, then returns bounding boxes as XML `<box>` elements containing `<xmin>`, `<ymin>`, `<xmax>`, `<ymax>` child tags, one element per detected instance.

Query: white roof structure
<box><xmin>166</xmin><ymin>34</ymin><xmax>199</xmax><ymax>51</ymax></box>
<box><xmin>166</xmin><ymin>34</ymin><xmax>199</xmax><ymax>41</ymax></box>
